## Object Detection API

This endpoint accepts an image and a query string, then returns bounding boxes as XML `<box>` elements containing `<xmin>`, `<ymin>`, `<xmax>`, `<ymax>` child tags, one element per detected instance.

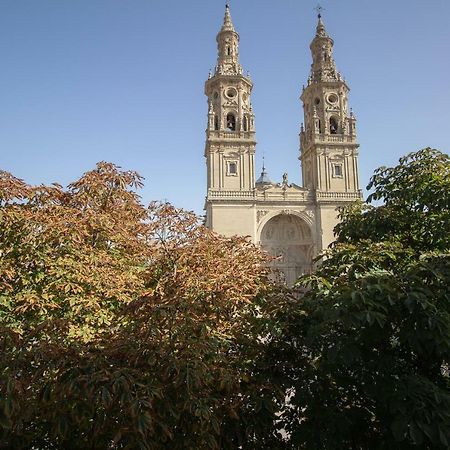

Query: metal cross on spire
<box><xmin>314</xmin><ymin>4</ymin><xmax>325</xmax><ymax>18</ymax></box>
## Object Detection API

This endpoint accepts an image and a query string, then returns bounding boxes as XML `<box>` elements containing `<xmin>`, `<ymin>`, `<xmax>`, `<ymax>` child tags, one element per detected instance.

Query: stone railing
<box><xmin>316</xmin><ymin>134</ymin><xmax>356</xmax><ymax>143</ymax></box>
<box><xmin>207</xmin><ymin>188</ymin><xmax>314</xmax><ymax>203</ymax></box>
<box><xmin>207</xmin><ymin>190</ymin><xmax>255</xmax><ymax>199</ymax></box>
<box><xmin>207</xmin><ymin>130</ymin><xmax>255</xmax><ymax>140</ymax></box>
<box><xmin>316</xmin><ymin>191</ymin><xmax>362</xmax><ymax>201</ymax></box>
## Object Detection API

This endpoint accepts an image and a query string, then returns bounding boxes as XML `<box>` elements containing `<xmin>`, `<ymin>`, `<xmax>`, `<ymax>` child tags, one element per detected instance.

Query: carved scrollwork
<box><xmin>257</xmin><ymin>210</ymin><xmax>269</xmax><ymax>223</ymax></box>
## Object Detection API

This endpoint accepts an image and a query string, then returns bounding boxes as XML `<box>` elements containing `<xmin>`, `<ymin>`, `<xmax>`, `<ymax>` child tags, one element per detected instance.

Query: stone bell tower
<box><xmin>300</xmin><ymin>13</ymin><xmax>361</xmax><ymax>249</ymax></box>
<box><xmin>204</xmin><ymin>3</ymin><xmax>257</xmax><ymax>234</ymax></box>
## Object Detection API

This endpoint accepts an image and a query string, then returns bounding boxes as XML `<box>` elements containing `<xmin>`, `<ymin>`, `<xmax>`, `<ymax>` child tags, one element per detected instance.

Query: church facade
<box><xmin>204</xmin><ymin>5</ymin><xmax>361</xmax><ymax>285</ymax></box>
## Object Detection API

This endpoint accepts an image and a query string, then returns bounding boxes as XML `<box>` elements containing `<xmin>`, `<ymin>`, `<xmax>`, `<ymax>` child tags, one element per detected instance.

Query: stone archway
<box><xmin>260</xmin><ymin>214</ymin><xmax>313</xmax><ymax>286</ymax></box>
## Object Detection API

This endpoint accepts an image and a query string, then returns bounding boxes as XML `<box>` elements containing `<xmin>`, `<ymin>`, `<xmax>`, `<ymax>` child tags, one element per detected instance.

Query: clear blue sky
<box><xmin>1</xmin><ymin>0</ymin><xmax>449</xmax><ymax>214</ymax></box>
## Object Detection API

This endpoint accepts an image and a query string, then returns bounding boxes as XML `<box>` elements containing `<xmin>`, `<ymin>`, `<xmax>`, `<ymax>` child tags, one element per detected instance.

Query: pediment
<box><xmin>223</xmin><ymin>100</ymin><xmax>238</xmax><ymax>107</ymax></box>
<box><xmin>259</xmin><ymin>183</ymin><xmax>308</xmax><ymax>193</ymax></box>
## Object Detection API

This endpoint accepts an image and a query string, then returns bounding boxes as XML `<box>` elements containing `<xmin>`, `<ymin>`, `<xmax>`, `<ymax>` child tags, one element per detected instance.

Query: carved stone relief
<box><xmin>257</xmin><ymin>210</ymin><xmax>269</xmax><ymax>223</ymax></box>
<box><xmin>260</xmin><ymin>214</ymin><xmax>313</xmax><ymax>286</ymax></box>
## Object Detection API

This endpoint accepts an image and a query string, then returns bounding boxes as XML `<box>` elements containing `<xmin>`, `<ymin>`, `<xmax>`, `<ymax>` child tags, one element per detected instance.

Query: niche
<box><xmin>243</xmin><ymin>114</ymin><xmax>249</xmax><ymax>131</ymax></box>
<box><xmin>330</xmin><ymin>117</ymin><xmax>338</xmax><ymax>134</ymax></box>
<box><xmin>226</xmin><ymin>113</ymin><xmax>236</xmax><ymax>131</ymax></box>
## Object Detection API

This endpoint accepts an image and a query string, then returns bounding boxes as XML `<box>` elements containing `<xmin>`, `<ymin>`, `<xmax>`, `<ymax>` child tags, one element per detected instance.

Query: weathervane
<box><xmin>314</xmin><ymin>4</ymin><xmax>325</xmax><ymax>18</ymax></box>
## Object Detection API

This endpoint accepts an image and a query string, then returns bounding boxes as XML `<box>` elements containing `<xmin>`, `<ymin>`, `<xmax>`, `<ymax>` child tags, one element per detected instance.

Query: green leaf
<box><xmin>391</xmin><ymin>418</ymin><xmax>407</xmax><ymax>441</ymax></box>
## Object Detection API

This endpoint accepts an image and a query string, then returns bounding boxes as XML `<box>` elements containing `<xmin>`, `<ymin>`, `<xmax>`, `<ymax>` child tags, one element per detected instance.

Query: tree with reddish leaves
<box><xmin>0</xmin><ymin>163</ymin><xmax>281</xmax><ymax>449</ymax></box>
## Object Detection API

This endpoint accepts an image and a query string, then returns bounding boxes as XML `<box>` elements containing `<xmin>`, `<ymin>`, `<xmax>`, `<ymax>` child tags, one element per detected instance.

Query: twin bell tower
<box><xmin>204</xmin><ymin>4</ymin><xmax>361</xmax><ymax>285</ymax></box>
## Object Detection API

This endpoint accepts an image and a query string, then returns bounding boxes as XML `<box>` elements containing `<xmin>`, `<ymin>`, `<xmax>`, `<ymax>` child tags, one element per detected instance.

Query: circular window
<box><xmin>328</xmin><ymin>93</ymin><xmax>338</xmax><ymax>104</ymax></box>
<box><xmin>226</xmin><ymin>88</ymin><xmax>237</xmax><ymax>99</ymax></box>
<box><xmin>314</xmin><ymin>98</ymin><xmax>320</xmax><ymax>105</ymax></box>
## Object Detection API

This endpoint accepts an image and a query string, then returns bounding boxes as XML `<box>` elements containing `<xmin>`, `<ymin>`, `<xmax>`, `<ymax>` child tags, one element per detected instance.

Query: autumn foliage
<box><xmin>0</xmin><ymin>163</ymin><xmax>279</xmax><ymax>449</ymax></box>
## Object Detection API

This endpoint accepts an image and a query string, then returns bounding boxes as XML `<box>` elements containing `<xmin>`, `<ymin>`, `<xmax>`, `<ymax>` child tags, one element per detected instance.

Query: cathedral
<box><xmin>203</xmin><ymin>4</ymin><xmax>362</xmax><ymax>285</ymax></box>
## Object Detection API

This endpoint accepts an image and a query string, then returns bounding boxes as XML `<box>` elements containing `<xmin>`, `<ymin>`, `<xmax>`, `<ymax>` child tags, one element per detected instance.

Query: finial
<box><xmin>226</xmin><ymin>0</ymin><xmax>230</xmax><ymax>9</ymax></box>
<box><xmin>256</xmin><ymin>153</ymin><xmax>273</xmax><ymax>186</ymax></box>
<box><xmin>314</xmin><ymin>4</ymin><xmax>325</xmax><ymax>19</ymax></box>
<box><xmin>313</xmin><ymin>4</ymin><xmax>330</xmax><ymax>39</ymax></box>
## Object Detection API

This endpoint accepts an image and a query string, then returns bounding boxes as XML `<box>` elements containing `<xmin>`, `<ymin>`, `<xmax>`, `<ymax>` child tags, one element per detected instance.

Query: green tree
<box><xmin>336</xmin><ymin>147</ymin><xmax>450</xmax><ymax>251</ymax></box>
<box><xmin>270</xmin><ymin>148</ymin><xmax>450</xmax><ymax>449</ymax></box>
<box><xmin>0</xmin><ymin>163</ymin><xmax>281</xmax><ymax>449</ymax></box>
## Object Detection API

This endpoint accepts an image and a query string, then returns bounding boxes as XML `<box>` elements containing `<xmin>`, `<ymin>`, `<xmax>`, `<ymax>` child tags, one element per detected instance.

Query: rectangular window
<box><xmin>333</xmin><ymin>164</ymin><xmax>343</xmax><ymax>177</ymax></box>
<box><xmin>227</xmin><ymin>161</ymin><xmax>238</xmax><ymax>176</ymax></box>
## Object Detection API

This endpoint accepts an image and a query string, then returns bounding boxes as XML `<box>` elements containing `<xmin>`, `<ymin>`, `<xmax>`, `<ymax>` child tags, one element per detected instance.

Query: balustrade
<box><xmin>207</xmin><ymin>130</ymin><xmax>254</xmax><ymax>140</ymax></box>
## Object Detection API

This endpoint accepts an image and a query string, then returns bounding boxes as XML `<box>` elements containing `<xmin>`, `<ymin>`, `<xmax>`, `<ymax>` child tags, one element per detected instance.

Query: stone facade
<box><xmin>204</xmin><ymin>5</ymin><xmax>361</xmax><ymax>286</ymax></box>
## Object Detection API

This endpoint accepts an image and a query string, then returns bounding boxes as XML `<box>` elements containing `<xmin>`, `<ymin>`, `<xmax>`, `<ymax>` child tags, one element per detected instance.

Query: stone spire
<box><xmin>215</xmin><ymin>2</ymin><xmax>242</xmax><ymax>75</ymax></box>
<box><xmin>315</xmin><ymin>14</ymin><xmax>329</xmax><ymax>39</ymax></box>
<box><xmin>309</xmin><ymin>13</ymin><xmax>339</xmax><ymax>83</ymax></box>
<box><xmin>221</xmin><ymin>2</ymin><xmax>235</xmax><ymax>32</ymax></box>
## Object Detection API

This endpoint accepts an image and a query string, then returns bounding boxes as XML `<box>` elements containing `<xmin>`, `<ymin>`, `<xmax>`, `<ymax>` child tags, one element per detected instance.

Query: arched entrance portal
<box><xmin>260</xmin><ymin>214</ymin><xmax>313</xmax><ymax>286</ymax></box>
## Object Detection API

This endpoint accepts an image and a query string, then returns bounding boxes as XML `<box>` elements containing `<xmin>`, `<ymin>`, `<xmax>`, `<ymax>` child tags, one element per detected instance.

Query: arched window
<box><xmin>227</xmin><ymin>46</ymin><xmax>231</xmax><ymax>56</ymax></box>
<box><xmin>226</xmin><ymin>113</ymin><xmax>236</xmax><ymax>131</ymax></box>
<box><xmin>214</xmin><ymin>116</ymin><xmax>219</xmax><ymax>131</ymax></box>
<box><xmin>330</xmin><ymin>117</ymin><xmax>338</xmax><ymax>134</ymax></box>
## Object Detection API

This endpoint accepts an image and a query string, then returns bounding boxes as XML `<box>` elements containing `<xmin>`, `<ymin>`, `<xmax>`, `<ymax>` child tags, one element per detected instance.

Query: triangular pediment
<box><xmin>223</xmin><ymin>100</ymin><xmax>238</xmax><ymax>107</ymax></box>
